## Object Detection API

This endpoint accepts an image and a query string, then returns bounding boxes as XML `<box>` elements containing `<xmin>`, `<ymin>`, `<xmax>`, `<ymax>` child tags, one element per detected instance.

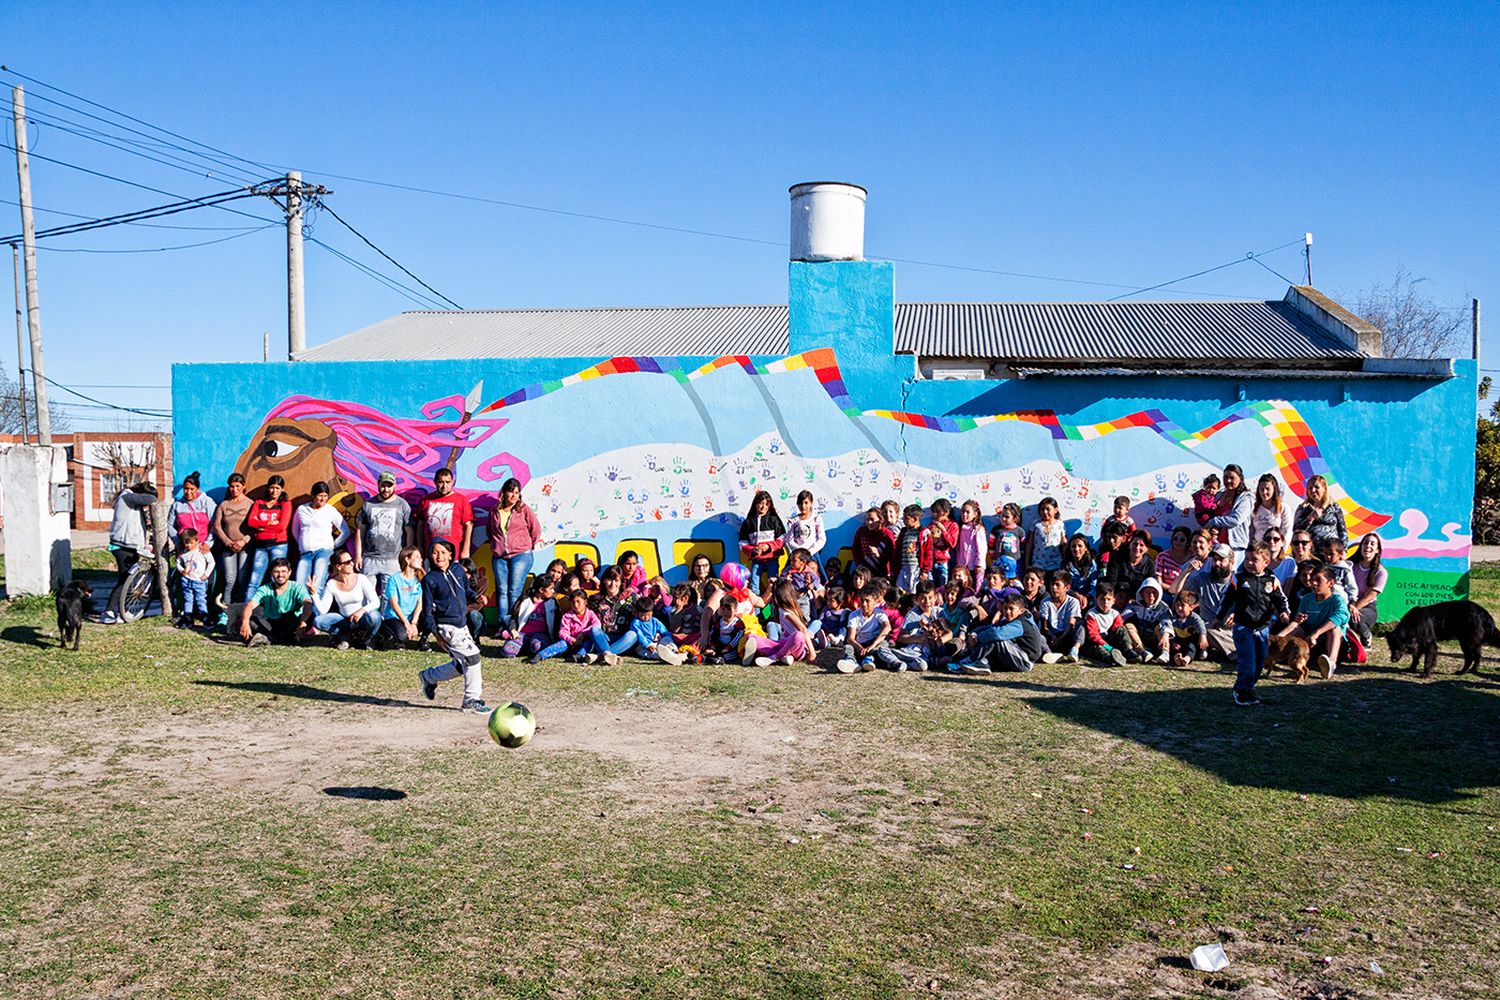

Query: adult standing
<box><xmin>1294</xmin><ymin>474</ymin><xmax>1349</xmax><ymax>552</ymax></box>
<box><xmin>419</xmin><ymin>468</ymin><xmax>474</xmax><ymax>562</ymax></box>
<box><xmin>1205</xmin><ymin>464</ymin><xmax>1253</xmax><ymax>555</ymax></box>
<box><xmin>355</xmin><ymin>471</ymin><xmax>411</xmax><ymax>601</ymax></box>
<box><xmin>290</xmin><ymin>481</ymin><xmax>350</xmax><ymax>593</ymax></box>
<box><xmin>489</xmin><ymin>477</ymin><xmax>543</xmax><ymax>631</ymax></box>
<box><xmin>244</xmin><ymin>475</ymin><xmax>292</xmax><ymax>595</ymax></box>
<box><xmin>101</xmin><ymin>480</ymin><xmax>158</xmax><ymax>624</ymax></box>
<box><xmin>211</xmin><ymin>472</ymin><xmax>253</xmax><ymax>624</ymax></box>
<box><xmin>1249</xmin><ymin>474</ymin><xmax>1294</xmax><ymax>551</ymax></box>
<box><xmin>168</xmin><ymin>471</ymin><xmax>217</xmax><ymax>551</ymax></box>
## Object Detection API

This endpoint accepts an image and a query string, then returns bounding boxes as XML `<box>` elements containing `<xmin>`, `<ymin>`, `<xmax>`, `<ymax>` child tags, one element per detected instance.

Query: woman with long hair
<box><xmin>1205</xmin><ymin>463</ymin><xmax>1253</xmax><ymax>556</ymax></box>
<box><xmin>1250</xmin><ymin>474</ymin><xmax>1294</xmax><ymax>553</ymax></box>
<box><xmin>489</xmin><ymin>477</ymin><xmax>543</xmax><ymax>632</ymax></box>
<box><xmin>1348</xmin><ymin>533</ymin><xmax>1386</xmax><ymax>644</ymax></box>
<box><xmin>1293</xmin><ymin>474</ymin><xmax>1349</xmax><ymax>551</ymax></box>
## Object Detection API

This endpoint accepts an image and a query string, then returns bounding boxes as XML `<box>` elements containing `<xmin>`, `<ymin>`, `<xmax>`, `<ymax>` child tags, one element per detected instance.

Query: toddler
<box><xmin>1193</xmin><ymin>474</ymin><xmax>1223</xmax><ymax>527</ymax></box>
<box><xmin>817</xmin><ymin>586</ymin><xmax>850</xmax><ymax>648</ymax></box>
<box><xmin>174</xmin><ymin>528</ymin><xmax>214</xmax><ymax>628</ymax></box>
<box><xmin>1103</xmin><ymin>496</ymin><xmax>1135</xmax><ymax>534</ymax></box>
<box><xmin>1167</xmin><ymin>590</ymin><xmax>1209</xmax><ymax>667</ymax></box>
<box><xmin>625</xmin><ymin>595</ymin><xmax>686</xmax><ymax>664</ymax></box>
<box><xmin>704</xmin><ymin>597</ymin><xmax>748</xmax><ymax>664</ymax></box>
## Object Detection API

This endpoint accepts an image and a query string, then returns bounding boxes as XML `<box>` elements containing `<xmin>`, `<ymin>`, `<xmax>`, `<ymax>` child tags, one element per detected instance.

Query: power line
<box><xmin>313</xmin><ymin>200</ymin><xmax>461</xmax><ymax>309</ymax></box>
<box><xmin>35</xmin><ymin>226</ymin><xmax>278</xmax><ymax>254</ymax></box>
<box><xmin>1</xmin><ymin>186</ymin><xmax>272</xmax><ymax>243</ymax></box>
<box><xmin>307</xmin><ymin>236</ymin><xmax>448</xmax><ymax>310</ymax></box>
<box><xmin>1</xmin><ymin>198</ymin><xmax>265</xmax><ymax>232</ymax></box>
<box><xmin>1107</xmin><ymin>240</ymin><xmax>1305</xmax><ymax>301</ymax></box>
<box><xmin>23</xmin><ymin>368</ymin><xmax>172</xmax><ymax>416</ymax></box>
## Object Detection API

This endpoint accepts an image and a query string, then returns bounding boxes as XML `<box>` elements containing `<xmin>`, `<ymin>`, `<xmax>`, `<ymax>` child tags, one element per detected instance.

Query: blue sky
<box><xmin>2</xmin><ymin>3</ymin><xmax>1495</xmax><ymax>428</ymax></box>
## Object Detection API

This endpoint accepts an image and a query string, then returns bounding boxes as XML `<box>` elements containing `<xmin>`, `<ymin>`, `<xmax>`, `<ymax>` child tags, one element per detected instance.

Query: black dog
<box><xmin>56</xmin><ymin>579</ymin><xmax>94</xmax><ymax>651</ymax></box>
<box><xmin>1386</xmin><ymin>599</ymin><xmax>1500</xmax><ymax>678</ymax></box>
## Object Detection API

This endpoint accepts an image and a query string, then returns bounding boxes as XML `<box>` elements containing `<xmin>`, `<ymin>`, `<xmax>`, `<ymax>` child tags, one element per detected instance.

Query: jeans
<box><xmin>491</xmin><ymin>550</ymin><xmax>534</xmax><ymax>625</ymax></box>
<box><xmin>965</xmin><ymin>638</ymin><xmax>1032</xmax><ymax>672</ymax></box>
<box><xmin>296</xmin><ymin>548</ymin><xmax>333</xmax><ymax>594</ymax></box>
<box><xmin>314</xmin><ymin>611</ymin><xmax>381</xmax><ymax>647</ymax></box>
<box><xmin>534</xmin><ymin>627</ymin><xmax>618</xmax><ymax>662</ymax></box>
<box><xmin>842</xmin><ymin>643</ymin><xmax>905</xmax><ymax>671</ymax></box>
<box><xmin>231</xmin><ymin>602</ymin><xmax>307</xmax><ymax>645</ymax></box>
<box><xmin>749</xmin><ymin>557</ymin><xmax>779</xmax><ymax>596</ymax></box>
<box><xmin>931</xmin><ymin>561</ymin><xmax>950</xmax><ymax>588</ymax></box>
<box><xmin>1233</xmin><ymin>624</ymin><xmax>1269</xmax><ymax>694</ymax></box>
<box><xmin>247</xmin><ymin>542</ymin><xmax>288</xmax><ymax>594</ymax></box>
<box><xmin>180</xmin><ymin>578</ymin><xmax>208</xmax><ymax>615</ymax></box>
<box><xmin>217</xmin><ymin>547</ymin><xmax>250</xmax><ymax>606</ymax></box>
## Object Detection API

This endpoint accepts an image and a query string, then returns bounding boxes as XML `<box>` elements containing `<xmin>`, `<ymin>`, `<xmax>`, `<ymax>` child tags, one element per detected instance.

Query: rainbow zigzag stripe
<box><xmin>477</xmin><ymin>348</ymin><xmax>1388</xmax><ymax>535</ymax></box>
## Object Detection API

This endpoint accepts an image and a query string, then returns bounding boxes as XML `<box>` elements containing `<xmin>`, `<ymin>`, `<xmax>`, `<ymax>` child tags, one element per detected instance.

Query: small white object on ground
<box><xmin>1190</xmin><ymin>943</ymin><xmax>1229</xmax><ymax>972</ymax></box>
<box><xmin>1370</xmin><ymin>961</ymin><xmax>1383</xmax><ymax>975</ymax></box>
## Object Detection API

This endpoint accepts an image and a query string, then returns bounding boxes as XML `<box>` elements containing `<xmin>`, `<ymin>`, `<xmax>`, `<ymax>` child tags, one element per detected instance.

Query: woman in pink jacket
<box><xmin>489</xmin><ymin>478</ymin><xmax>543</xmax><ymax>632</ymax></box>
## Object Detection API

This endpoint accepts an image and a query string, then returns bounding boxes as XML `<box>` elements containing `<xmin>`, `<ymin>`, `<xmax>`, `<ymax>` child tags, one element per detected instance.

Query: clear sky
<box><xmin>2</xmin><ymin>2</ymin><xmax>1495</xmax><ymax>430</ymax></box>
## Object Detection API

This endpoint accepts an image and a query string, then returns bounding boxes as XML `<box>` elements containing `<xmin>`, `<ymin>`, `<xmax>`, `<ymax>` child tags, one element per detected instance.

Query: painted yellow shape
<box><xmin>470</xmin><ymin>540</ymin><xmax>497</xmax><ymax>603</ymax></box>
<box><xmin>673</xmin><ymin>538</ymin><xmax>726</xmax><ymax>572</ymax></box>
<box><xmin>553</xmin><ymin>541</ymin><xmax>600</xmax><ymax>569</ymax></box>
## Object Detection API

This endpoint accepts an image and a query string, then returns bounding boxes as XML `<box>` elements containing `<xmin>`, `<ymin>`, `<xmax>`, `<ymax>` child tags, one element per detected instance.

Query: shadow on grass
<box><xmin>192</xmin><ymin>679</ymin><xmax>437</xmax><ymax>710</ymax></box>
<box><xmin>924</xmin><ymin>671</ymin><xmax>1500</xmax><ymax>804</ymax></box>
<box><xmin>1</xmin><ymin>624</ymin><xmax>54</xmax><ymax>648</ymax></box>
<box><xmin>323</xmin><ymin>785</ymin><xmax>408</xmax><ymax>801</ymax></box>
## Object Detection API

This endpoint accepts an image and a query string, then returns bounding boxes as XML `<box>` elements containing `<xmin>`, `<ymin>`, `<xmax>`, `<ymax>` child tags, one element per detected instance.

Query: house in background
<box><xmin>0</xmin><ymin>431</ymin><xmax>173</xmax><ymax>530</ymax></box>
<box><xmin>171</xmin><ymin>182</ymin><xmax>1475</xmax><ymax>620</ymax></box>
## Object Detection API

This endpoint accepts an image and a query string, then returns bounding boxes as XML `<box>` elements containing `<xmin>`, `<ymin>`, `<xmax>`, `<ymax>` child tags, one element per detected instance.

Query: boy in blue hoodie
<box><xmin>418</xmin><ymin>540</ymin><xmax>489</xmax><ymax>714</ymax></box>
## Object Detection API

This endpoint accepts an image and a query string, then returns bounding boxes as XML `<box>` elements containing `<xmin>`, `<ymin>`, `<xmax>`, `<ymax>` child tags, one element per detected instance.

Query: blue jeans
<box><xmin>1233</xmin><ymin>624</ymin><xmax>1269</xmax><ymax>694</ymax></box>
<box><xmin>313</xmin><ymin>611</ymin><xmax>380</xmax><ymax>647</ymax></box>
<box><xmin>932</xmin><ymin>561</ymin><xmax>950</xmax><ymax>588</ymax></box>
<box><xmin>492</xmin><ymin>550</ymin><xmax>534</xmax><ymax>624</ymax></box>
<box><xmin>296</xmin><ymin>548</ymin><xmax>333</xmax><ymax>594</ymax></box>
<box><xmin>534</xmin><ymin>627</ymin><xmax>618</xmax><ymax>662</ymax></box>
<box><xmin>180</xmin><ymin>578</ymin><xmax>208</xmax><ymax>615</ymax></box>
<box><xmin>749</xmin><ymin>557</ymin><xmax>778</xmax><ymax>596</ymax></box>
<box><xmin>247</xmin><ymin>542</ymin><xmax>288</xmax><ymax>594</ymax></box>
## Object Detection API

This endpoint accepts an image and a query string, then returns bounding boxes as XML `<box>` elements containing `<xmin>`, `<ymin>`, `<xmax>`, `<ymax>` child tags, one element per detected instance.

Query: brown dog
<box><xmin>1266</xmin><ymin>634</ymin><xmax>1312</xmax><ymax>683</ymax></box>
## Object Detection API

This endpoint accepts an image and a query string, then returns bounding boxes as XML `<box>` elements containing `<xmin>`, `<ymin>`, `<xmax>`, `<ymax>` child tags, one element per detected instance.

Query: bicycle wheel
<box><xmin>113</xmin><ymin>562</ymin><xmax>158</xmax><ymax>623</ymax></box>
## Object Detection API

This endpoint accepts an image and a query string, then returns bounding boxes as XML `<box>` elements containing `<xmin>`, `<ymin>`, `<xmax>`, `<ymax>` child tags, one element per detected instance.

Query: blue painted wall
<box><xmin>173</xmin><ymin>260</ymin><xmax>1477</xmax><ymax>619</ymax></box>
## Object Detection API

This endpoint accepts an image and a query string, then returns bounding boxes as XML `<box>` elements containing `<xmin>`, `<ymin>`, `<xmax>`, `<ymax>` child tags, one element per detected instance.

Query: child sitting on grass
<box><xmin>817</xmin><ymin>586</ymin><xmax>850</xmax><ymax>648</ymax></box>
<box><xmin>625</xmin><ymin>595</ymin><xmax>686</xmax><ymax>664</ymax></box>
<box><xmin>1167</xmin><ymin>590</ymin><xmax>1208</xmax><ymax>667</ymax></box>
<box><xmin>1078</xmin><ymin>583</ymin><xmax>1145</xmax><ymax>666</ymax></box>
<box><xmin>530</xmin><ymin>589</ymin><xmax>622</xmax><ymax>665</ymax></box>
<box><xmin>704</xmin><ymin>596</ymin><xmax>747</xmax><ymax>664</ymax></box>
<box><xmin>834</xmin><ymin>586</ymin><xmax>899</xmax><ymax>674</ymax></box>
<box><xmin>667</xmin><ymin>583</ymin><xmax>702</xmax><ymax>646</ymax></box>
<box><xmin>952</xmin><ymin>592</ymin><xmax>1045</xmax><ymax>675</ymax></box>
<box><xmin>749</xmin><ymin>579</ymin><xmax>815</xmax><ymax>666</ymax></box>
<box><xmin>1037</xmin><ymin>570</ymin><xmax>1082</xmax><ymax>663</ymax></box>
<box><xmin>1122</xmin><ymin>577</ymin><xmax>1173</xmax><ymax>664</ymax></box>
<box><xmin>890</xmin><ymin>582</ymin><xmax>946</xmax><ymax>672</ymax></box>
<box><xmin>504</xmin><ymin>576</ymin><xmax>556</xmax><ymax>659</ymax></box>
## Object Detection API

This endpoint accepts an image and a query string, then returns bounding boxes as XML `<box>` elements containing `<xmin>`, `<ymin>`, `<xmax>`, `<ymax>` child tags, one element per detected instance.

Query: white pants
<box><xmin>421</xmin><ymin>623</ymin><xmax>483</xmax><ymax>700</ymax></box>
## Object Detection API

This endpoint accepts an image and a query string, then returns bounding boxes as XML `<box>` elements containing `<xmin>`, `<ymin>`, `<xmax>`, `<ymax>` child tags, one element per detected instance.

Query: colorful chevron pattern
<box><xmin>476</xmin><ymin>348</ymin><xmax>1388</xmax><ymax>535</ymax></box>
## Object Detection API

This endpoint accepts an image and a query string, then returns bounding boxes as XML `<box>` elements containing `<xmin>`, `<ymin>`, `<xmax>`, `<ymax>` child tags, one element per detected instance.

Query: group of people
<box><xmin>107</xmin><ymin>459</ymin><xmax>1384</xmax><ymax>712</ymax></box>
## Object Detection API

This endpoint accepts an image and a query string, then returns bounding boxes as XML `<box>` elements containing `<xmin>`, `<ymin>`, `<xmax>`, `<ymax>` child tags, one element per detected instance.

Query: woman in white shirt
<box><xmin>291</xmin><ymin>480</ymin><xmax>351</xmax><ymax>593</ymax></box>
<box><xmin>1249</xmin><ymin>474</ymin><xmax>1295</xmax><ymax>552</ymax></box>
<box><xmin>312</xmin><ymin>549</ymin><xmax>381</xmax><ymax>649</ymax></box>
<box><xmin>782</xmin><ymin>490</ymin><xmax>826</xmax><ymax>557</ymax></box>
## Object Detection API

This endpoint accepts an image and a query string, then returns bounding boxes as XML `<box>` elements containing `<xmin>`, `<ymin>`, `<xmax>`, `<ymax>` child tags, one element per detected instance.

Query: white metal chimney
<box><xmin>789</xmin><ymin>182</ymin><xmax>866</xmax><ymax>262</ymax></box>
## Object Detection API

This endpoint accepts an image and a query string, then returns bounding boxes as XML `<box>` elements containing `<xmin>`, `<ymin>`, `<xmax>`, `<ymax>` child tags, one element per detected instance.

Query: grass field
<box><xmin>0</xmin><ymin>561</ymin><xmax>1496</xmax><ymax>998</ymax></box>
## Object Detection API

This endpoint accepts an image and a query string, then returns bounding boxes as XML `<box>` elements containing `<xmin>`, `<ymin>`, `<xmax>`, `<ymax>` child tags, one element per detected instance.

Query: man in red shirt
<box><xmin>419</xmin><ymin>468</ymin><xmax>474</xmax><ymax>561</ymax></box>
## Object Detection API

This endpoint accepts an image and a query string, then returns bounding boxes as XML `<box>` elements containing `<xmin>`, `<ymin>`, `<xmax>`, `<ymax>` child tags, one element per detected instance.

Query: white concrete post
<box><xmin>1</xmin><ymin>444</ymin><xmax>71</xmax><ymax>595</ymax></box>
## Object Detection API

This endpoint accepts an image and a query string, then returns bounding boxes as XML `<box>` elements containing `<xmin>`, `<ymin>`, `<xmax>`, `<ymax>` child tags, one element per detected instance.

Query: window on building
<box><xmin>920</xmin><ymin>362</ymin><xmax>990</xmax><ymax>380</ymax></box>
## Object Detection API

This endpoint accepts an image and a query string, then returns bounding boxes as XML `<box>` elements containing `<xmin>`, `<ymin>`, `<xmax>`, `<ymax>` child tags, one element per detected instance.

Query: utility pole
<box><xmin>1474</xmin><ymin>298</ymin><xmax>1482</xmax><ymax>367</ymax></box>
<box><xmin>262</xmin><ymin>329</ymin><xmax>269</xmax><ymax>362</ymax></box>
<box><xmin>286</xmin><ymin>171</ymin><xmax>305</xmax><ymax>360</ymax></box>
<box><xmin>1303</xmin><ymin>232</ymin><xmax>1313</xmax><ymax>286</ymax></box>
<box><xmin>10</xmin><ymin>242</ymin><xmax>28</xmax><ymax>442</ymax></box>
<box><xmin>10</xmin><ymin>86</ymin><xmax>50</xmax><ymax>444</ymax></box>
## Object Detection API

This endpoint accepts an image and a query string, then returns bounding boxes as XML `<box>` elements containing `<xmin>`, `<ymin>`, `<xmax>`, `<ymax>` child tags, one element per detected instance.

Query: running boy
<box><xmin>417</xmin><ymin>539</ymin><xmax>489</xmax><ymax>714</ymax></box>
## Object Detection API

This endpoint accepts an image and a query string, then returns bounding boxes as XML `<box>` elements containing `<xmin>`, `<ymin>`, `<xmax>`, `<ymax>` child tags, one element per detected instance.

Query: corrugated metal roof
<box><xmin>894</xmin><ymin>300</ymin><xmax>1361</xmax><ymax>361</ymax></box>
<box><xmin>296</xmin><ymin>305</ymin><xmax>789</xmax><ymax>361</ymax></box>
<box><xmin>296</xmin><ymin>299</ymin><xmax>1363</xmax><ymax>363</ymax></box>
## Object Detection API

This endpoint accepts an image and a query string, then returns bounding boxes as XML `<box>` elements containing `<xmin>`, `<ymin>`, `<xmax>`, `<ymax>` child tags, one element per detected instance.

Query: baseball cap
<box><xmin>377</xmin><ymin>471</ymin><xmax>397</xmax><ymax>486</ymax></box>
<box><xmin>1211</xmin><ymin>543</ymin><xmax>1234</xmax><ymax>560</ymax></box>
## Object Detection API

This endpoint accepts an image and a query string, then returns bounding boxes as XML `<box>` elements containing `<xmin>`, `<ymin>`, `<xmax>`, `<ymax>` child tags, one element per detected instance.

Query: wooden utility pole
<box><xmin>149</xmin><ymin>499</ymin><xmax>173</xmax><ymax>616</ymax></box>
<box><xmin>286</xmin><ymin>171</ymin><xmax>305</xmax><ymax>359</ymax></box>
<box><xmin>10</xmin><ymin>86</ymin><xmax>50</xmax><ymax>444</ymax></box>
<box><xmin>10</xmin><ymin>242</ymin><xmax>27</xmax><ymax>442</ymax></box>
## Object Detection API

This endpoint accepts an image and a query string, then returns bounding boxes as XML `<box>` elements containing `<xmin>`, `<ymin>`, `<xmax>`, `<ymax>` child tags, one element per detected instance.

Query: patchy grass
<box><xmin>0</xmin><ymin>572</ymin><xmax>1496</xmax><ymax>998</ymax></box>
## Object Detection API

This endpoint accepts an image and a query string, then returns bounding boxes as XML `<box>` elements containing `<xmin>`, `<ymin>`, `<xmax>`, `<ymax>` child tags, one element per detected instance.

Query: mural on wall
<box><xmin>218</xmin><ymin>346</ymin><xmax>1468</xmax><ymax>620</ymax></box>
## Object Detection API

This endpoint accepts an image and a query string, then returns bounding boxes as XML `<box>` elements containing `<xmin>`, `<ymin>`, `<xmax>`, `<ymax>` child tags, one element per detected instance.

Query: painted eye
<box><xmin>262</xmin><ymin>438</ymin><xmax>300</xmax><ymax>459</ymax></box>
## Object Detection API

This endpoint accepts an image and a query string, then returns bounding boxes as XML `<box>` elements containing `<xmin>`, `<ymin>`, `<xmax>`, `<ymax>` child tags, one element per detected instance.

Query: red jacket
<box><xmin>930</xmin><ymin>518</ymin><xmax>959</xmax><ymax>564</ymax></box>
<box><xmin>490</xmin><ymin>501</ymin><xmax>542</xmax><ymax>557</ymax></box>
<box><xmin>246</xmin><ymin>499</ymin><xmax>291</xmax><ymax>544</ymax></box>
<box><xmin>853</xmin><ymin>524</ymin><xmax>896</xmax><ymax>577</ymax></box>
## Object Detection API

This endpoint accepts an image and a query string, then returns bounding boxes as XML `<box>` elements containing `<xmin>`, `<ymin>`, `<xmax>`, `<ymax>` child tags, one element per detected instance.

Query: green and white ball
<box><xmin>487</xmin><ymin>702</ymin><xmax>535</xmax><ymax>749</ymax></box>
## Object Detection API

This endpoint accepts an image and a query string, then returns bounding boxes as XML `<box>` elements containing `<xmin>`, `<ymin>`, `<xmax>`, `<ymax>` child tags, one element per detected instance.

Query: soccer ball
<box><xmin>719</xmin><ymin>561</ymin><xmax>749</xmax><ymax>590</ymax></box>
<box><xmin>487</xmin><ymin>702</ymin><xmax>535</xmax><ymax>748</ymax></box>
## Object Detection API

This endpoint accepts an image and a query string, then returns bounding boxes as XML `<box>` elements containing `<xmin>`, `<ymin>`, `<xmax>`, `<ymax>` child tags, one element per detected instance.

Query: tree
<box><xmin>0</xmin><ymin>367</ymin><xmax>68</xmax><ymax>435</ymax></box>
<box><xmin>1352</xmin><ymin>267</ymin><xmax>1470</xmax><ymax>360</ymax></box>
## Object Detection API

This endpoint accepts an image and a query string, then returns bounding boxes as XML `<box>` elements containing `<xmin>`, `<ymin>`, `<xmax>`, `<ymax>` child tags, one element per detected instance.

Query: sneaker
<box><xmin>1316</xmin><ymin>653</ymin><xmax>1334</xmax><ymax>679</ymax></box>
<box><xmin>246</xmin><ymin>632</ymin><xmax>269</xmax><ymax>648</ymax></box>
<box><xmin>98</xmin><ymin>610</ymin><xmax>118</xmax><ymax>625</ymax></box>
<box><xmin>335</xmin><ymin>640</ymin><xmax>350</xmax><ymax>651</ymax></box>
<box><xmin>911</xmin><ymin>658</ymin><xmax>929</xmax><ymax>673</ymax></box>
<box><xmin>584</xmin><ymin>653</ymin><xmax>600</xmax><ymax>665</ymax></box>
<box><xmin>777</xmin><ymin>654</ymin><xmax>795</xmax><ymax>666</ymax></box>
<box><xmin>420</xmin><ymin>673</ymin><xmax>437</xmax><ymax>700</ymax></box>
<box><xmin>601</xmin><ymin>652</ymin><xmax>621</xmax><ymax>666</ymax></box>
<box><xmin>214</xmin><ymin>612</ymin><xmax>228</xmax><ymax>628</ymax></box>
<box><xmin>460</xmin><ymin>698</ymin><xmax>491</xmax><ymax>715</ymax></box>
<box><xmin>835</xmin><ymin>658</ymin><xmax>859</xmax><ymax>674</ymax></box>
<box><xmin>752</xmin><ymin>655</ymin><xmax>774</xmax><ymax>667</ymax></box>
<box><xmin>1233</xmin><ymin>690</ymin><xmax>1262</xmax><ymax>707</ymax></box>
<box><xmin>174</xmin><ymin>616</ymin><xmax>192</xmax><ymax>630</ymax></box>
<box><xmin>657</xmin><ymin>647</ymin><xmax>685</xmax><ymax>665</ymax></box>
<box><xmin>706</xmin><ymin>653</ymin><xmax>726</xmax><ymax>665</ymax></box>
<box><xmin>1109</xmin><ymin>647</ymin><xmax>1128</xmax><ymax>667</ymax></box>
<box><xmin>894</xmin><ymin>658</ymin><xmax>908</xmax><ymax>672</ymax></box>
<box><xmin>1063</xmin><ymin>649</ymin><xmax>1080</xmax><ymax>664</ymax></box>
<box><xmin>1157</xmin><ymin>649</ymin><xmax>1171</xmax><ymax>665</ymax></box>
<box><xmin>1041</xmin><ymin>652</ymin><xmax>1065</xmax><ymax>664</ymax></box>
<box><xmin>958</xmin><ymin>661</ymin><xmax>992</xmax><ymax>676</ymax></box>
<box><xmin>858</xmin><ymin>657</ymin><xmax>876</xmax><ymax>673</ymax></box>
